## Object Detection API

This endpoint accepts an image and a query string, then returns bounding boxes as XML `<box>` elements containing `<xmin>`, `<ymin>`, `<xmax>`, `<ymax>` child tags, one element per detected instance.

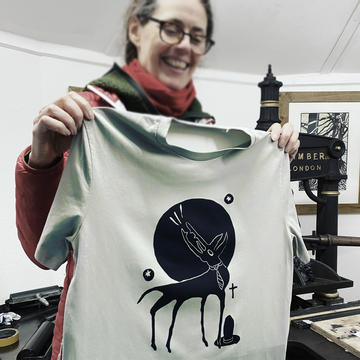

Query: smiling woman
<box><xmin>127</xmin><ymin>0</ymin><xmax>209</xmax><ymax>90</ymax></box>
<box><xmin>123</xmin><ymin>0</ymin><xmax>214</xmax><ymax>61</ymax></box>
<box><xmin>14</xmin><ymin>0</ymin><xmax>300</xmax><ymax>359</ymax></box>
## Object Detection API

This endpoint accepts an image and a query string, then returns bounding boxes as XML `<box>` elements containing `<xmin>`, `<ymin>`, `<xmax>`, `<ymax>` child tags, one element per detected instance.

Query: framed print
<box><xmin>68</xmin><ymin>86</ymin><xmax>83</xmax><ymax>92</ymax></box>
<box><xmin>279</xmin><ymin>91</ymin><xmax>360</xmax><ymax>215</ymax></box>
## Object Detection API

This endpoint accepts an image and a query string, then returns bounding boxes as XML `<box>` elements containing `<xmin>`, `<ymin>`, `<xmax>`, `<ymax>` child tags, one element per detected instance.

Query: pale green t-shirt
<box><xmin>35</xmin><ymin>107</ymin><xmax>309</xmax><ymax>360</ymax></box>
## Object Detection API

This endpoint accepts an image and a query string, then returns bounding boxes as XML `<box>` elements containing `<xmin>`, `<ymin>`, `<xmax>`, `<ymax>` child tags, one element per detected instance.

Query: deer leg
<box><xmin>166</xmin><ymin>300</ymin><xmax>184</xmax><ymax>353</ymax></box>
<box><xmin>150</xmin><ymin>313</ymin><xmax>157</xmax><ymax>351</ymax></box>
<box><xmin>150</xmin><ymin>295</ymin><xmax>173</xmax><ymax>351</ymax></box>
<box><xmin>200</xmin><ymin>297</ymin><xmax>208</xmax><ymax>347</ymax></box>
<box><xmin>216</xmin><ymin>293</ymin><xmax>225</xmax><ymax>349</ymax></box>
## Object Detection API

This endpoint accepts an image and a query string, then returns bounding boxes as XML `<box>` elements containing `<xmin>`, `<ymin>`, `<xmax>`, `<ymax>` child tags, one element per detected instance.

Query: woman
<box><xmin>15</xmin><ymin>0</ymin><xmax>299</xmax><ymax>359</ymax></box>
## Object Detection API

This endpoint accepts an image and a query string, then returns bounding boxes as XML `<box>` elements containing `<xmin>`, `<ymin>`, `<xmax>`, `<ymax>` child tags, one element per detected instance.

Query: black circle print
<box><xmin>143</xmin><ymin>268</ymin><xmax>154</xmax><ymax>281</ymax></box>
<box><xmin>224</xmin><ymin>194</ymin><xmax>234</xmax><ymax>204</ymax></box>
<box><xmin>153</xmin><ymin>198</ymin><xmax>235</xmax><ymax>281</ymax></box>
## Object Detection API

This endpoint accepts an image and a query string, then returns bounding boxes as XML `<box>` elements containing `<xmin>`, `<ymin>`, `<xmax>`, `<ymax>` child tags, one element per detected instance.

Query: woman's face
<box><xmin>129</xmin><ymin>0</ymin><xmax>208</xmax><ymax>91</ymax></box>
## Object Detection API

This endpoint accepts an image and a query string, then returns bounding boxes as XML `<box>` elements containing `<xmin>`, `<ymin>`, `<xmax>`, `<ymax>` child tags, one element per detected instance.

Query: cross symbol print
<box><xmin>229</xmin><ymin>283</ymin><xmax>238</xmax><ymax>299</ymax></box>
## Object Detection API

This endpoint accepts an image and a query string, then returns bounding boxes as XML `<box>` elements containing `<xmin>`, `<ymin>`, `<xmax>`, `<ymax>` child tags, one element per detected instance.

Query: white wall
<box><xmin>0</xmin><ymin>38</ymin><xmax>110</xmax><ymax>304</ymax></box>
<box><xmin>1</xmin><ymin>33</ymin><xmax>360</xmax><ymax>304</ymax></box>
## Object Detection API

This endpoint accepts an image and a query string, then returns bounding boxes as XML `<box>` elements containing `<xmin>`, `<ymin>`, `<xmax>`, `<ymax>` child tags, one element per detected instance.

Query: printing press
<box><xmin>257</xmin><ymin>66</ymin><xmax>360</xmax><ymax>360</ymax></box>
<box><xmin>1</xmin><ymin>67</ymin><xmax>360</xmax><ymax>360</ymax></box>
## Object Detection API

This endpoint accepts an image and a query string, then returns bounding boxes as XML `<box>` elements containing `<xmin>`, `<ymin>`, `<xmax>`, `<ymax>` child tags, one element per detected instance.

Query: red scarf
<box><xmin>123</xmin><ymin>59</ymin><xmax>196</xmax><ymax>118</ymax></box>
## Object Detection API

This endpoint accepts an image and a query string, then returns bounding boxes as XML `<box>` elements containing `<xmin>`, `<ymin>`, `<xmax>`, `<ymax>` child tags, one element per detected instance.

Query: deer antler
<box><xmin>213</xmin><ymin>232</ymin><xmax>228</xmax><ymax>256</ymax></box>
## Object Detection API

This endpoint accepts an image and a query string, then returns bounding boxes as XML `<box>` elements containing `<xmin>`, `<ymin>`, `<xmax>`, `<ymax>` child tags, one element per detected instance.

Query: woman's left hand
<box><xmin>268</xmin><ymin>122</ymin><xmax>299</xmax><ymax>162</ymax></box>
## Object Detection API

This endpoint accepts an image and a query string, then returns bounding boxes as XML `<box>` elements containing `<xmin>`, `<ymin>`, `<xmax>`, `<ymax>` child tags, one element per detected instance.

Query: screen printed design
<box><xmin>137</xmin><ymin>198</ymin><xmax>239</xmax><ymax>353</ymax></box>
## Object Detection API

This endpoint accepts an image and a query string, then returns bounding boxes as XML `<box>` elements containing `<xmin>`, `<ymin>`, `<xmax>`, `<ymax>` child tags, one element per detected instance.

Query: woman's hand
<box><xmin>268</xmin><ymin>122</ymin><xmax>299</xmax><ymax>162</ymax></box>
<box><xmin>29</xmin><ymin>92</ymin><xmax>94</xmax><ymax>169</ymax></box>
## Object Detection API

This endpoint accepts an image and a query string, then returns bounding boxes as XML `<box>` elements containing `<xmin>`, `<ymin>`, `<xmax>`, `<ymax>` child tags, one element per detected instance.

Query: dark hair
<box><xmin>124</xmin><ymin>0</ymin><xmax>214</xmax><ymax>64</ymax></box>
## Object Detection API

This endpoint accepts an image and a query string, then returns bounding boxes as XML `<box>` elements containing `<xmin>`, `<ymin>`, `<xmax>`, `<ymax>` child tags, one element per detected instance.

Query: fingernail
<box><xmin>87</xmin><ymin>110</ymin><xmax>94</xmax><ymax>120</ymax></box>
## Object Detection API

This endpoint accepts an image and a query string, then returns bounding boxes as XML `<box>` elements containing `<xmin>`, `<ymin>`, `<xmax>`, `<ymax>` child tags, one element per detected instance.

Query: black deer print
<box><xmin>138</xmin><ymin>203</ymin><xmax>230</xmax><ymax>353</ymax></box>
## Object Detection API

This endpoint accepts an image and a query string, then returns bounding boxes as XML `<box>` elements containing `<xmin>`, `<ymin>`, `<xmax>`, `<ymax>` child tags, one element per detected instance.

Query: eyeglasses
<box><xmin>147</xmin><ymin>16</ymin><xmax>215</xmax><ymax>55</ymax></box>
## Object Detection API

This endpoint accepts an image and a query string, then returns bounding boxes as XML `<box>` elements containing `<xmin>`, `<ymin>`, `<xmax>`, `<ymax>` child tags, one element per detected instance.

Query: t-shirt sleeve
<box><xmin>287</xmin><ymin>190</ymin><xmax>310</xmax><ymax>264</ymax></box>
<box><xmin>35</xmin><ymin>124</ymin><xmax>92</xmax><ymax>270</ymax></box>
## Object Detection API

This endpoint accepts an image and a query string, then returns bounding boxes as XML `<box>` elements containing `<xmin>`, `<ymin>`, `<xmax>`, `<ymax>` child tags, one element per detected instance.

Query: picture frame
<box><xmin>279</xmin><ymin>91</ymin><xmax>360</xmax><ymax>215</ymax></box>
<box><xmin>68</xmin><ymin>86</ymin><xmax>83</xmax><ymax>93</ymax></box>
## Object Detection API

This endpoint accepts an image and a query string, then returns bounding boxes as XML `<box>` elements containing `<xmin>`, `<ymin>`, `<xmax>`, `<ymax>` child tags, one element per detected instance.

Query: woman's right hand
<box><xmin>29</xmin><ymin>92</ymin><xmax>94</xmax><ymax>169</ymax></box>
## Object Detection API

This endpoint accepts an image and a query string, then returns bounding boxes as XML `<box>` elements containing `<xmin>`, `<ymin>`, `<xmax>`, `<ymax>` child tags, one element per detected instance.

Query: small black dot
<box><xmin>143</xmin><ymin>268</ymin><xmax>154</xmax><ymax>281</ymax></box>
<box><xmin>224</xmin><ymin>194</ymin><xmax>234</xmax><ymax>204</ymax></box>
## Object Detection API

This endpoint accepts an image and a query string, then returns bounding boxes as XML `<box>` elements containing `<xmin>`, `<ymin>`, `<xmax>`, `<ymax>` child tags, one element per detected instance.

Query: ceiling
<box><xmin>1</xmin><ymin>0</ymin><xmax>360</xmax><ymax>75</ymax></box>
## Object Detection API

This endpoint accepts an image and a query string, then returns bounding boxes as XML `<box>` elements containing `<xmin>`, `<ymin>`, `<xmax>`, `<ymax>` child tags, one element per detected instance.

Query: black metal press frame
<box><xmin>256</xmin><ymin>65</ymin><xmax>359</xmax><ymax>306</ymax></box>
<box><xmin>256</xmin><ymin>65</ymin><xmax>360</xmax><ymax>359</ymax></box>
